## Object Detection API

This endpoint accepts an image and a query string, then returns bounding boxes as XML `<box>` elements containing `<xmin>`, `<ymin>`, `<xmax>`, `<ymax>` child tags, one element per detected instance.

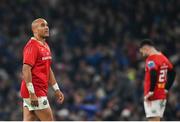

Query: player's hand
<box><xmin>144</xmin><ymin>91</ymin><xmax>154</xmax><ymax>101</ymax></box>
<box><xmin>55</xmin><ymin>90</ymin><xmax>64</xmax><ymax>104</ymax></box>
<box><xmin>29</xmin><ymin>93</ymin><xmax>39</xmax><ymax>107</ymax></box>
<box><xmin>165</xmin><ymin>89</ymin><xmax>169</xmax><ymax>98</ymax></box>
<box><xmin>165</xmin><ymin>89</ymin><xmax>168</xmax><ymax>94</ymax></box>
<box><xmin>144</xmin><ymin>92</ymin><xmax>154</xmax><ymax>106</ymax></box>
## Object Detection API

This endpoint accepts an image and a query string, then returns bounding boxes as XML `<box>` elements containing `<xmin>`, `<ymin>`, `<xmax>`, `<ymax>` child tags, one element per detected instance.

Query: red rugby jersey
<box><xmin>20</xmin><ymin>37</ymin><xmax>52</xmax><ymax>98</ymax></box>
<box><xmin>144</xmin><ymin>53</ymin><xmax>173</xmax><ymax>100</ymax></box>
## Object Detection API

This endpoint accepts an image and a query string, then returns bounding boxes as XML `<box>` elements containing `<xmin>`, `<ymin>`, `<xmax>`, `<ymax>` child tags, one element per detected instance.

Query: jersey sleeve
<box><xmin>167</xmin><ymin>60</ymin><xmax>173</xmax><ymax>70</ymax></box>
<box><xmin>146</xmin><ymin>58</ymin><xmax>158</xmax><ymax>71</ymax></box>
<box><xmin>23</xmin><ymin>44</ymin><xmax>38</xmax><ymax>67</ymax></box>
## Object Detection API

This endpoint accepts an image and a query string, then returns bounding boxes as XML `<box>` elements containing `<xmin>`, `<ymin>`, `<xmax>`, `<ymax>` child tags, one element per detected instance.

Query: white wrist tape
<box><xmin>165</xmin><ymin>89</ymin><xmax>168</xmax><ymax>93</ymax></box>
<box><xmin>27</xmin><ymin>82</ymin><xmax>35</xmax><ymax>93</ymax></box>
<box><xmin>52</xmin><ymin>83</ymin><xmax>60</xmax><ymax>91</ymax></box>
<box><xmin>149</xmin><ymin>91</ymin><xmax>154</xmax><ymax>95</ymax></box>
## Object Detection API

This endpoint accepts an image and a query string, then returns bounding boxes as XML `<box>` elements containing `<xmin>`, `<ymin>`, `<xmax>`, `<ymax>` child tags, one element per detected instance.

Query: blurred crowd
<box><xmin>0</xmin><ymin>0</ymin><xmax>180</xmax><ymax>120</ymax></box>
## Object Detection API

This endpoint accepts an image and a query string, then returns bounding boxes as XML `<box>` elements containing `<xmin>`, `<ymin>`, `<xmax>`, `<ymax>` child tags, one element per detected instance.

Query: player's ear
<box><xmin>144</xmin><ymin>46</ymin><xmax>148</xmax><ymax>52</ymax></box>
<box><xmin>32</xmin><ymin>27</ymin><xmax>38</xmax><ymax>35</ymax></box>
<box><xmin>32</xmin><ymin>21</ymin><xmax>39</xmax><ymax>34</ymax></box>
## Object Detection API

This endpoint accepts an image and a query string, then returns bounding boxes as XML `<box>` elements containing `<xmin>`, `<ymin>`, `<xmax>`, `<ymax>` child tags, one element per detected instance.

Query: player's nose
<box><xmin>45</xmin><ymin>25</ymin><xmax>49</xmax><ymax>30</ymax></box>
<box><xmin>45</xmin><ymin>28</ymin><xmax>49</xmax><ymax>32</ymax></box>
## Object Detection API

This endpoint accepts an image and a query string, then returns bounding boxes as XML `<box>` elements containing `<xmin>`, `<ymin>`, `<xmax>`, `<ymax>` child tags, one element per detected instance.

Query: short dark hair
<box><xmin>140</xmin><ymin>39</ymin><xmax>154</xmax><ymax>48</ymax></box>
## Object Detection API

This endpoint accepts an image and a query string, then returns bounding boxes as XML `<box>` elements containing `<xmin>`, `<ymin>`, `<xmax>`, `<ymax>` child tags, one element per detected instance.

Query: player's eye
<box><xmin>41</xmin><ymin>23</ymin><xmax>45</xmax><ymax>27</ymax></box>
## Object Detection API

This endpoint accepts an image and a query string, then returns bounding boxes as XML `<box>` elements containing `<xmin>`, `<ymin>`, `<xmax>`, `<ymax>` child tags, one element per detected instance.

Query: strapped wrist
<box><xmin>165</xmin><ymin>89</ymin><xmax>168</xmax><ymax>93</ymax></box>
<box><xmin>27</xmin><ymin>82</ymin><xmax>35</xmax><ymax>93</ymax></box>
<box><xmin>52</xmin><ymin>83</ymin><xmax>60</xmax><ymax>91</ymax></box>
<box><xmin>149</xmin><ymin>91</ymin><xmax>154</xmax><ymax>95</ymax></box>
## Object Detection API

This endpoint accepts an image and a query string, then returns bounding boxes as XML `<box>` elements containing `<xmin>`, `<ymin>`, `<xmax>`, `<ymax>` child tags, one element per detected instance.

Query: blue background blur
<box><xmin>0</xmin><ymin>0</ymin><xmax>179</xmax><ymax>120</ymax></box>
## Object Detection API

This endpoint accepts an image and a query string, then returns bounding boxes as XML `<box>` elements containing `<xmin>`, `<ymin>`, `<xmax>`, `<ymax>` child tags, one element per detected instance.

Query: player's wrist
<box><xmin>165</xmin><ymin>89</ymin><xmax>168</xmax><ymax>93</ymax></box>
<box><xmin>27</xmin><ymin>82</ymin><xmax>35</xmax><ymax>94</ymax></box>
<box><xmin>144</xmin><ymin>91</ymin><xmax>154</xmax><ymax>99</ymax></box>
<box><xmin>52</xmin><ymin>83</ymin><xmax>60</xmax><ymax>91</ymax></box>
<box><xmin>29</xmin><ymin>92</ymin><xmax>36</xmax><ymax>97</ymax></box>
<box><xmin>149</xmin><ymin>91</ymin><xmax>154</xmax><ymax>95</ymax></box>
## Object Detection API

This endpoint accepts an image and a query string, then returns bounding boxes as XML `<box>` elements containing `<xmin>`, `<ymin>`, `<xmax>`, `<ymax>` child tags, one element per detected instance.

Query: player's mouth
<box><xmin>45</xmin><ymin>30</ymin><xmax>49</xmax><ymax>34</ymax></box>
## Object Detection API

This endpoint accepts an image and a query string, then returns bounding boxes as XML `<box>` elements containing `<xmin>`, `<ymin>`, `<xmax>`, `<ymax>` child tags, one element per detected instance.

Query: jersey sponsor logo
<box><xmin>42</xmin><ymin>56</ymin><xmax>52</xmax><ymax>60</ymax></box>
<box><xmin>40</xmin><ymin>48</ymin><xmax>44</xmax><ymax>51</ymax></box>
<box><xmin>147</xmin><ymin>61</ymin><xmax>155</xmax><ymax>69</ymax></box>
<box><xmin>160</xmin><ymin>64</ymin><xmax>168</xmax><ymax>69</ymax></box>
<box><xmin>160</xmin><ymin>66</ymin><xmax>168</xmax><ymax>69</ymax></box>
<box><xmin>157</xmin><ymin>83</ymin><xmax>165</xmax><ymax>88</ymax></box>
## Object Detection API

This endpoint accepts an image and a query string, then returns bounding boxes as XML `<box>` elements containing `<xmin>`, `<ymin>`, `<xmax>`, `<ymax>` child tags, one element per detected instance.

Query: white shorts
<box><xmin>23</xmin><ymin>96</ymin><xmax>50</xmax><ymax>111</ymax></box>
<box><xmin>144</xmin><ymin>99</ymin><xmax>167</xmax><ymax>118</ymax></box>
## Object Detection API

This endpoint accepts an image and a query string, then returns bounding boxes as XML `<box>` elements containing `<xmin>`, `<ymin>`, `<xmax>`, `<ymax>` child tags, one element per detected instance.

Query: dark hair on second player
<box><xmin>140</xmin><ymin>39</ymin><xmax>154</xmax><ymax>48</ymax></box>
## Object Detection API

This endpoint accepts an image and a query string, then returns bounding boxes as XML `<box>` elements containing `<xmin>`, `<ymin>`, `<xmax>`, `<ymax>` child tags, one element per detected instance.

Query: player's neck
<box><xmin>33</xmin><ymin>36</ymin><xmax>46</xmax><ymax>45</ymax></box>
<box><xmin>149</xmin><ymin>48</ymin><xmax>161</xmax><ymax>56</ymax></box>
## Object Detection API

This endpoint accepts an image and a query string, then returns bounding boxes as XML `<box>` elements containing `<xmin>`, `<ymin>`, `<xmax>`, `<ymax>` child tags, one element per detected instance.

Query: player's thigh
<box><xmin>23</xmin><ymin>107</ymin><xmax>38</xmax><ymax>121</ymax></box>
<box><xmin>34</xmin><ymin>107</ymin><xmax>54</xmax><ymax>121</ymax></box>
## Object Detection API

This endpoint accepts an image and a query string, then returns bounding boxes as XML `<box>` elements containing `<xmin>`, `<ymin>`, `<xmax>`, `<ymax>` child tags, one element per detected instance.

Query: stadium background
<box><xmin>0</xmin><ymin>0</ymin><xmax>179</xmax><ymax>120</ymax></box>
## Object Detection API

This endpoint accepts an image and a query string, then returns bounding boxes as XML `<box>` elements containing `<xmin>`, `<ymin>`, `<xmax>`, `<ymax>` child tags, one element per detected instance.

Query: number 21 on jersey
<box><xmin>159</xmin><ymin>69</ymin><xmax>167</xmax><ymax>82</ymax></box>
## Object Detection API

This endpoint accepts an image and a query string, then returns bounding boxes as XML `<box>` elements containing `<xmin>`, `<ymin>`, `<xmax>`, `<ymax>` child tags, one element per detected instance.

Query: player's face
<box><xmin>139</xmin><ymin>45</ymin><xmax>150</xmax><ymax>57</ymax></box>
<box><xmin>36</xmin><ymin>20</ymin><xmax>49</xmax><ymax>38</ymax></box>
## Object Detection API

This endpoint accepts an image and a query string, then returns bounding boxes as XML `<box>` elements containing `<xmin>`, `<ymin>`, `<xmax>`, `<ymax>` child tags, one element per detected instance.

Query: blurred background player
<box><xmin>139</xmin><ymin>39</ymin><xmax>176</xmax><ymax>121</ymax></box>
<box><xmin>20</xmin><ymin>18</ymin><xmax>64</xmax><ymax>121</ymax></box>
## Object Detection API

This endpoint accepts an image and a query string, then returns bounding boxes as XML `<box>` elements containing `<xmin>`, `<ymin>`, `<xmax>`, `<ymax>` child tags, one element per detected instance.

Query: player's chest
<box><xmin>38</xmin><ymin>46</ymin><xmax>52</xmax><ymax>61</ymax></box>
